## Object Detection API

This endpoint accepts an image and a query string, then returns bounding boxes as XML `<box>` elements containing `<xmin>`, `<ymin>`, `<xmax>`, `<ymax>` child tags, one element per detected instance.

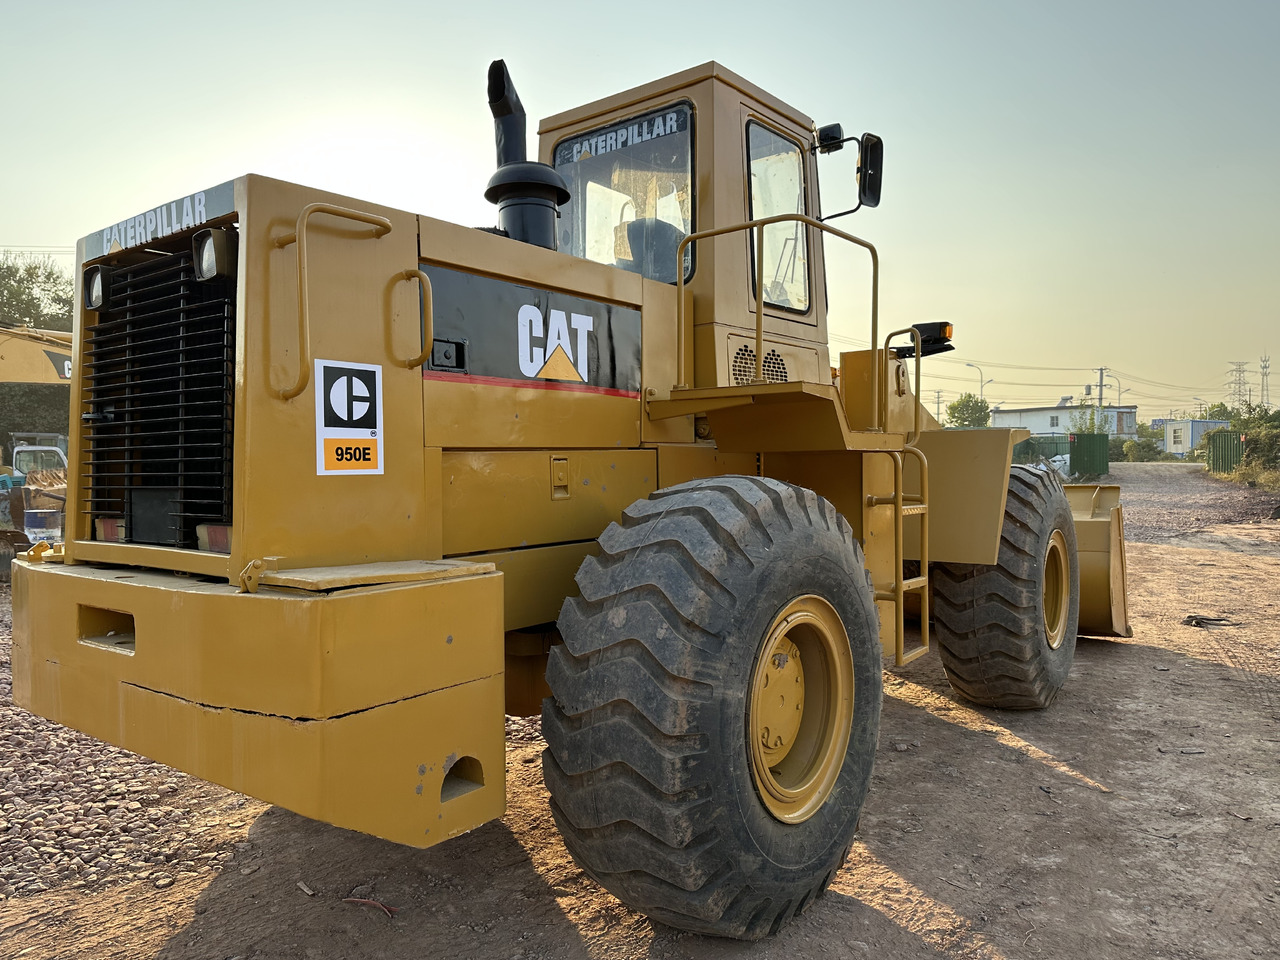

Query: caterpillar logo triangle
<box><xmin>517</xmin><ymin>304</ymin><xmax>594</xmax><ymax>383</ymax></box>
<box><xmin>536</xmin><ymin>345</ymin><xmax>584</xmax><ymax>382</ymax></box>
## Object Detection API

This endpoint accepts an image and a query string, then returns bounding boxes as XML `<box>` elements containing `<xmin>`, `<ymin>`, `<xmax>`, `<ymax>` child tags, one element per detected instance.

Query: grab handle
<box><xmin>274</xmin><ymin>203</ymin><xmax>392</xmax><ymax>400</ymax></box>
<box><xmin>394</xmin><ymin>269</ymin><xmax>434</xmax><ymax>368</ymax></box>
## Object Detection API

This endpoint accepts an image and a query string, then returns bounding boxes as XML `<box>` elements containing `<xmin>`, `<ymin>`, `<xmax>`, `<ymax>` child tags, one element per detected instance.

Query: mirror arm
<box><xmin>810</xmin><ymin>133</ymin><xmax>862</xmax><ymax>155</ymax></box>
<box><xmin>819</xmin><ymin>203</ymin><xmax>862</xmax><ymax>223</ymax></box>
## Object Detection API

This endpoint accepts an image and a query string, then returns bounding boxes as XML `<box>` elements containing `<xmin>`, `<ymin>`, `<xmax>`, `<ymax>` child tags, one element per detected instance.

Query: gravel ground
<box><xmin>2</xmin><ymin>462</ymin><xmax>1276</xmax><ymax>922</ymax></box>
<box><xmin>1107</xmin><ymin>461</ymin><xmax>1280</xmax><ymax>543</ymax></box>
<box><xmin>0</xmin><ymin>583</ymin><xmax>260</xmax><ymax>902</ymax></box>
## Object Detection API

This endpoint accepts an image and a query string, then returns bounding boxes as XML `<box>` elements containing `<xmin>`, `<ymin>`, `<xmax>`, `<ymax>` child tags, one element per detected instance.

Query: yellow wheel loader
<box><xmin>10</xmin><ymin>60</ymin><xmax>1130</xmax><ymax>939</ymax></box>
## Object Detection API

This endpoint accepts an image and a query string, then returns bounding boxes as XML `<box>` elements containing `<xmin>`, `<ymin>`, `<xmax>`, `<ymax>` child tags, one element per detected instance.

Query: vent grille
<box><xmin>763</xmin><ymin>349</ymin><xmax>788</xmax><ymax>382</ymax></box>
<box><xmin>82</xmin><ymin>247</ymin><xmax>235</xmax><ymax>549</ymax></box>
<box><xmin>732</xmin><ymin>344</ymin><xmax>789</xmax><ymax>385</ymax></box>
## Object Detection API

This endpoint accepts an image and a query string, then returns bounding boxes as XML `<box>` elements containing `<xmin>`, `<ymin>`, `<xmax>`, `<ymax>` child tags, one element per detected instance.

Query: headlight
<box><xmin>193</xmin><ymin>228</ymin><xmax>230</xmax><ymax>281</ymax></box>
<box><xmin>83</xmin><ymin>265</ymin><xmax>111</xmax><ymax>311</ymax></box>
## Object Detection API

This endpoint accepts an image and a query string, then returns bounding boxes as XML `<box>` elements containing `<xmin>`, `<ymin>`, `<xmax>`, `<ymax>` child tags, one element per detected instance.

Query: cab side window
<box><xmin>747</xmin><ymin>122</ymin><xmax>809</xmax><ymax>313</ymax></box>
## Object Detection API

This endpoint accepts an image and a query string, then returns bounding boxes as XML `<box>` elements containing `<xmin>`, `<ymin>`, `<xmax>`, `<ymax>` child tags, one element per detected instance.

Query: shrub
<box><xmin>1123</xmin><ymin>438</ymin><xmax>1163</xmax><ymax>462</ymax></box>
<box><xmin>1241</xmin><ymin>424</ymin><xmax>1280</xmax><ymax>470</ymax></box>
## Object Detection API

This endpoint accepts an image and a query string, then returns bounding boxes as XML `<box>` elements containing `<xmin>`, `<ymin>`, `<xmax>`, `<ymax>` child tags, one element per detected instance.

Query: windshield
<box><xmin>553</xmin><ymin>103</ymin><xmax>694</xmax><ymax>283</ymax></box>
<box><xmin>14</xmin><ymin>448</ymin><xmax>65</xmax><ymax>473</ymax></box>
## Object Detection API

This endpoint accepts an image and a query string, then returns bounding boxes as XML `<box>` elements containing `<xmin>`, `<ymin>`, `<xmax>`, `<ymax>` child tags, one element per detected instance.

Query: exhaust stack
<box><xmin>483</xmin><ymin>60</ymin><xmax>570</xmax><ymax>250</ymax></box>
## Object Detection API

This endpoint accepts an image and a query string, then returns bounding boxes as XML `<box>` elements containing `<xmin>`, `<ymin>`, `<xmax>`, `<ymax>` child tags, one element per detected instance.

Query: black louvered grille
<box><xmin>82</xmin><ymin>247</ymin><xmax>235</xmax><ymax>549</ymax></box>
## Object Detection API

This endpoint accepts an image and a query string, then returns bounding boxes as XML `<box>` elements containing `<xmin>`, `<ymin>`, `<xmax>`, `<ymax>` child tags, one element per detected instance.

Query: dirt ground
<box><xmin>2</xmin><ymin>462</ymin><xmax>1278</xmax><ymax>960</ymax></box>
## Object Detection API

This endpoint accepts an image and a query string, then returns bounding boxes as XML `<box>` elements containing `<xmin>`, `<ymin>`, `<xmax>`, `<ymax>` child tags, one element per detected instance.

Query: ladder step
<box><xmin>899</xmin><ymin>643</ymin><xmax>930</xmax><ymax>666</ymax></box>
<box><xmin>874</xmin><ymin>577</ymin><xmax>928</xmax><ymax>601</ymax></box>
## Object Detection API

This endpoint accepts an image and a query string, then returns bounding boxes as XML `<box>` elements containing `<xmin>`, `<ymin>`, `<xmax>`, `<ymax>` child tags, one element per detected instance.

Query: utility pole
<box><xmin>934</xmin><ymin>389</ymin><xmax>943</xmax><ymax>420</ymax></box>
<box><xmin>1261</xmin><ymin>355</ymin><xmax>1271</xmax><ymax>410</ymax></box>
<box><xmin>1092</xmin><ymin>367</ymin><xmax>1107</xmax><ymax>430</ymax></box>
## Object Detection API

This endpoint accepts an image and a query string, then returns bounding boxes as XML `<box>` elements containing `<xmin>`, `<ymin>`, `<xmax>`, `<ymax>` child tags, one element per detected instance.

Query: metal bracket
<box><xmin>21</xmin><ymin>540</ymin><xmax>62</xmax><ymax>563</ymax></box>
<box><xmin>237</xmin><ymin>556</ymin><xmax>282</xmax><ymax>594</ymax></box>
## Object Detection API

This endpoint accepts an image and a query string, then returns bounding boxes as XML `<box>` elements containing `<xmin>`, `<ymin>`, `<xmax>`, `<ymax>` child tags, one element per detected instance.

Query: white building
<box><xmin>1163</xmin><ymin>419</ymin><xmax>1230</xmax><ymax>457</ymax></box>
<box><xmin>990</xmin><ymin>402</ymin><xmax>1138</xmax><ymax>438</ymax></box>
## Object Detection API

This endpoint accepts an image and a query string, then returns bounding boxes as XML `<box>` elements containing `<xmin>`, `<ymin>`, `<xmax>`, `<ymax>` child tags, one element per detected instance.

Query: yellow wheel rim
<box><xmin>748</xmin><ymin>595</ymin><xmax>854</xmax><ymax>824</ymax></box>
<box><xmin>1043</xmin><ymin>529</ymin><xmax>1070</xmax><ymax>650</ymax></box>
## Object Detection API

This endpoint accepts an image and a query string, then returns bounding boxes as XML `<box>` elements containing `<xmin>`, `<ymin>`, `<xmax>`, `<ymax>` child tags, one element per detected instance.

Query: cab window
<box><xmin>747</xmin><ymin>122</ymin><xmax>809</xmax><ymax>314</ymax></box>
<box><xmin>14</xmin><ymin>449</ymin><xmax>64</xmax><ymax>473</ymax></box>
<box><xmin>554</xmin><ymin>103</ymin><xmax>694</xmax><ymax>283</ymax></box>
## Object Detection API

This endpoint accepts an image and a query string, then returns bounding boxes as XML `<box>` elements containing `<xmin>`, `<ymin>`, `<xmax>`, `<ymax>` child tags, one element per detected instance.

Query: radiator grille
<box><xmin>82</xmin><ymin>247</ymin><xmax>235</xmax><ymax>549</ymax></box>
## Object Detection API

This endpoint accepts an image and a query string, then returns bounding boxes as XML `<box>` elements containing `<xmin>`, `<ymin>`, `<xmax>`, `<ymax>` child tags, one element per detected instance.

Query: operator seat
<box><xmin>619</xmin><ymin>218</ymin><xmax>686</xmax><ymax>284</ymax></box>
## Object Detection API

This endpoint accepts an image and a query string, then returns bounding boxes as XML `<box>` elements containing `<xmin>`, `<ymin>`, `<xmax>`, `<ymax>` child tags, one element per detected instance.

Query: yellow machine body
<box><xmin>12</xmin><ymin>62</ymin><xmax>1129</xmax><ymax>851</ymax></box>
<box><xmin>0</xmin><ymin>325</ymin><xmax>73</xmax><ymax>387</ymax></box>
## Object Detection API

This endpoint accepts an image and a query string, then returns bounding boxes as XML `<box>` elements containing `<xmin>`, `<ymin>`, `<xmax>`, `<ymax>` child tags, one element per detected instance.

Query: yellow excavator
<box><xmin>0</xmin><ymin>323</ymin><xmax>72</xmax><ymax>386</ymax></box>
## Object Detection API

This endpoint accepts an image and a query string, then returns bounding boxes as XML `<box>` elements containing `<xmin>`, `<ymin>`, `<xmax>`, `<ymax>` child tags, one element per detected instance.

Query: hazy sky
<box><xmin>2</xmin><ymin>1</ymin><xmax>1275</xmax><ymax>420</ymax></box>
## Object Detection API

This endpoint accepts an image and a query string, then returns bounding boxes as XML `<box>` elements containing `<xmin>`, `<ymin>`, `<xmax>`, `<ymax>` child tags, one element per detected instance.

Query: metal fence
<box><xmin>1069</xmin><ymin>433</ymin><xmax>1110</xmax><ymax>477</ymax></box>
<box><xmin>1207</xmin><ymin>431</ymin><xmax>1245</xmax><ymax>473</ymax></box>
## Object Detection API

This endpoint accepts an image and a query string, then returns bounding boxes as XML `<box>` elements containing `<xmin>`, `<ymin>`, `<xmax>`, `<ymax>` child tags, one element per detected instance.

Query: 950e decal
<box><xmin>315</xmin><ymin>359</ymin><xmax>384</xmax><ymax>475</ymax></box>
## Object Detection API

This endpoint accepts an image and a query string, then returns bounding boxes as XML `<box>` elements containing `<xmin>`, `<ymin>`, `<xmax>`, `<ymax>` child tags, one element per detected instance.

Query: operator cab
<box><xmin>539</xmin><ymin>62</ymin><xmax>870</xmax><ymax>389</ymax></box>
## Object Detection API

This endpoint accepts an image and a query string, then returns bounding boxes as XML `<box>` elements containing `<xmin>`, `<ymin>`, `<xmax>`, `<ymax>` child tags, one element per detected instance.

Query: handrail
<box><xmin>273</xmin><ymin>203</ymin><xmax>393</xmax><ymax>400</ymax></box>
<box><xmin>866</xmin><ymin>444</ymin><xmax>931</xmax><ymax>666</ymax></box>
<box><xmin>674</xmin><ymin>213</ymin><xmax>880</xmax><ymax>429</ymax></box>
<box><xmin>881</xmin><ymin>327</ymin><xmax>923</xmax><ymax>442</ymax></box>
<box><xmin>395</xmin><ymin>269</ymin><xmax>435</xmax><ymax>368</ymax></box>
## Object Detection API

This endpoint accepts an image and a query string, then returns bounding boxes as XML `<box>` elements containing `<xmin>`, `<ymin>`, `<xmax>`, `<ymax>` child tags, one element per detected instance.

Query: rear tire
<box><xmin>932</xmin><ymin>465</ymin><xmax>1080</xmax><ymax>708</ymax></box>
<box><xmin>544</xmin><ymin>476</ymin><xmax>881</xmax><ymax>939</ymax></box>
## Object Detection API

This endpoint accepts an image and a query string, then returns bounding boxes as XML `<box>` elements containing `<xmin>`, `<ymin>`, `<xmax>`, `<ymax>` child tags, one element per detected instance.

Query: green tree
<box><xmin>1136</xmin><ymin>420</ymin><xmax>1163</xmax><ymax>441</ymax></box>
<box><xmin>946</xmin><ymin>392</ymin><xmax>990</xmax><ymax>428</ymax></box>
<box><xmin>0</xmin><ymin>384</ymin><xmax>71</xmax><ymax>464</ymax></box>
<box><xmin>1202</xmin><ymin>402</ymin><xmax>1234</xmax><ymax>423</ymax></box>
<box><xmin>1068</xmin><ymin>404</ymin><xmax>1109</xmax><ymax>434</ymax></box>
<box><xmin>0</xmin><ymin>254</ymin><xmax>73</xmax><ymax>332</ymax></box>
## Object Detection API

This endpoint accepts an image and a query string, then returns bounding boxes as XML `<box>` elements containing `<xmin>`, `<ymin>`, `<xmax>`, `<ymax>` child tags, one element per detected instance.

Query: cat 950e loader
<box><xmin>11</xmin><ymin>60</ymin><xmax>1130</xmax><ymax>939</ymax></box>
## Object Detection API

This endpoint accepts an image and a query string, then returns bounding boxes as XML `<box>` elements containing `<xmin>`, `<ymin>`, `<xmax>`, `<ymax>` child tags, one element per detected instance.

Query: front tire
<box><xmin>932</xmin><ymin>465</ymin><xmax>1080</xmax><ymax>708</ymax></box>
<box><xmin>543</xmin><ymin>476</ymin><xmax>881</xmax><ymax>939</ymax></box>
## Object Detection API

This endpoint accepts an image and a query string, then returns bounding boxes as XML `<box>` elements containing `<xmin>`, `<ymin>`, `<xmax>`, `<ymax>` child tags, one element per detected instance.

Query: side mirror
<box><xmin>858</xmin><ymin>133</ymin><xmax>883</xmax><ymax>208</ymax></box>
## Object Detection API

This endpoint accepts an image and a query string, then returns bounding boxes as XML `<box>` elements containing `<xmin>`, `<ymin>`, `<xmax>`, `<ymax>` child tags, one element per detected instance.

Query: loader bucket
<box><xmin>1063</xmin><ymin>484</ymin><xmax>1132</xmax><ymax>638</ymax></box>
